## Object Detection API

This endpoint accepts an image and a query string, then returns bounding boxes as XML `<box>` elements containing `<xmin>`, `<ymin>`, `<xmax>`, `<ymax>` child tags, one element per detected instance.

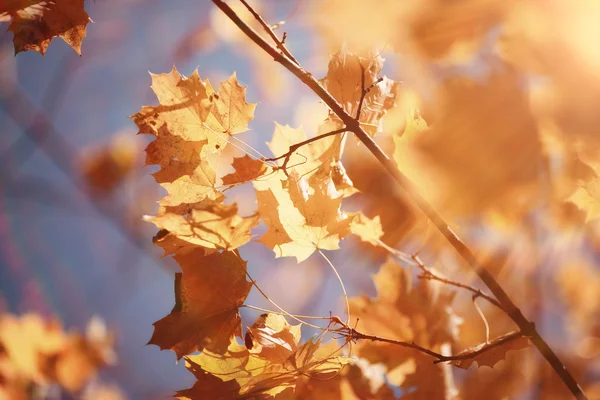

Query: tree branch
<box><xmin>239</xmin><ymin>0</ymin><xmax>300</xmax><ymax>66</ymax></box>
<box><xmin>212</xmin><ymin>1</ymin><xmax>587</xmax><ymax>398</ymax></box>
<box><xmin>334</xmin><ymin>318</ymin><xmax>525</xmax><ymax>365</ymax></box>
<box><xmin>412</xmin><ymin>253</ymin><xmax>503</xmax><ymax>309</ymax></box>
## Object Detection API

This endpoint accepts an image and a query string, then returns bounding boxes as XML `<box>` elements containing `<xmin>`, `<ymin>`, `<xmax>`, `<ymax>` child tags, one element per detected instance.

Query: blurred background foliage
<box><xmin>1</xmin><ymin>0</ymin><xmax>599</xmax><ymax>398</ymax></box>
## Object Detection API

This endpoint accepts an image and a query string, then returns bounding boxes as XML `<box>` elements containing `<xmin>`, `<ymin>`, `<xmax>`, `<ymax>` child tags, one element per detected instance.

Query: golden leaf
<box><xmin>254</xmin><ymin>171</ymin><xmax>353</xmax><ymax>262</ymax></box>
<box><xmin>145</xmin><ymin>201</ymin><xmax>259</xmax><ymax>251</ymax></box>
<box><xmin>222</xmin><ymin>154</ymin><xmax>268</xmax><ymax>185</ymax></box>
<box><xmin>349</xmin><ymin>212</ymin><xmax>384</xmax><ymax>246</ymax></box>
<box><xmin>178</xmin><ymin>314</ymin><xmax>350</xmax><ymax>399</ymax></box>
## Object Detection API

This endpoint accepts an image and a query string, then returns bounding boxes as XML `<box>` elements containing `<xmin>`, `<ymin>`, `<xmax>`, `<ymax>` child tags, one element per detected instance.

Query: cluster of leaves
<box><xmin>0</xmin><ymin>313</ymin><xmax>119</xmax><ymax>399</ymax></box>
<box><xmin>5</xmin><ymin>0</ymin><xmax>600</xmax><ymax>399</ymax></box>
<box><xmin>130</xmin><ymin>44</ymin><xmax>538</xmax><ymax>397</ymax></box>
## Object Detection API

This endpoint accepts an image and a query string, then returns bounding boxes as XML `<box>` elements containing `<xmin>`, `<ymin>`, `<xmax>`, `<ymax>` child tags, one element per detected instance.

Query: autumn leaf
<box><xmin>254</xmin><ymin>171</ymin><xmax>353</xmax><ymax>262</ymax></box>
<box><xmin>0</xmin><ymin>314</ymin><xmax>115</xmax><ymax>396</ymax></box>
<box><xmin>245</xmin><ymin>313</ymin><xmax>301</xmax><ymax>363</ymax></box>
<box><xmin>1</xmin><ymin>0</ymin><xmax>91</xmax><ymax>55</ymax></box>
<box><xmin>267</xmin><ymin>122</ymin><xmax>344</xmax><ymax>181</ymax></box>
<box><xmin>221</xmin><ymin>154</ymin><xmax>268</xmax><ymax>185</ymax></box>
<box><xmin>320</xmin><ymin>48</ymin><xmax>400</xmax><ymax>137</ymax></box>
<box><xmin>349</xmin><ymin>212</ymin><xmax>384</xmax><ymax>246</ymax></box>
<box><xmin>450</xmin><ymin>332</ymin><xmax>529</xmax><ymax>369</ymax></box>
<box><xmin>131</xmin><ymin>67</ymin><xmax>256</xmax><ymax>158</ymax></box>
<box><xmin>158</xmin><ymin>159</ymin><xmax>224</xmax><ymax>210</ymax></box>
<box><xmin>149</xmin><ymin>250</ymin><xmax>252</xmax><ymax>359</ymax></box>
<box><xmin>349</xmin><ymin>259</ymin><xmax>460</xmax><ymax>396</ymax></box>
<box><xmin>144</xmin><ymin>201</ymin><xmax>259</xmax><ymax>252</ymax></box>
<box><xmin>178</xmin><ymin>314</ymin><xmax>350</xmax><ymax>399</ymax></box>
<box><xmin>80</xmin><ymin>132</ymin><xmax>139</xmax><ymax>196</ymax></box>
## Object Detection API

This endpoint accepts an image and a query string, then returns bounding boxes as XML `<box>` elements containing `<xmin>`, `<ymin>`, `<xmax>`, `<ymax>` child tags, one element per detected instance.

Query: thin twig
<box><xmin>378</xmin><ymin>240</ymin><xmax>502</xmax><ymax>309</ymax></box>
<box><xmin>264</xmin><ymin>127</ymin><xmax>347</xmax><ymax>175</ymax></box>
<box><xmin>334</xmin><ymin>319</ymin><xmax>525</xmax><ymax>364</ymax></box>
<box><xmin>355</xmin><ymin>57</ymin><xmax>383</xmax><ymax>121</ymax></box>
<box><xmin>239</xmin><ymin>0</ymin><xmax>300</xmax><ymax>66</ymax></box>
<box><xmin>211</xmin><ymin>2</ymin><xmax>587</xmax><ymax>398</ymax></box>
<box><xmin>412</xmin><ymin>254</ymin><xmax>503</xmax><ymax>309</ymax></box>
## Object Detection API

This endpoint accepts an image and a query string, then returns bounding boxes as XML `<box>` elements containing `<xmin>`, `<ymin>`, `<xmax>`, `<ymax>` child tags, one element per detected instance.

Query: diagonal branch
<box><xmin>240</xmin><ymin>0</ymin><xmax>300</xmax><ymax>66</ymax></box>
<box><xmin>212</xmin><ymin>1</ymin><xmax>587</xmax><ymax>398</ymax></box>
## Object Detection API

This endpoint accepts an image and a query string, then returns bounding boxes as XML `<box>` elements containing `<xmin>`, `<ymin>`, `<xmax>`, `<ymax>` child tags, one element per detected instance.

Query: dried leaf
<box><xmin>1</xmin><ymin>0</ymin><xmax>91</xmax><ymax>55</ymax></box>
<box><xmin>178</xmin><ymin>317</ymin><xmax>350</xmax><ymax>400</ymax></box>
<box><xmin>149</xmin><ymin>250</ymin><xmax>252</xmax><ymax>359</ymax></box>
<box><xmin>320</xmin><ymin>48</ymin><xmax>400</xmax><ymax>137</ymax></box>
<box><xmin>349</xmin><ymin>212</ymin><xmax>384</xmax><ymax>246</ymax></box>
<box><xmin>144</xmin><ymin>202</ymin><xmax>259</xmax><ymax>252</ymax></box>
<box><xmin>222</xmin><ymin>154</ymin><xmax>268</xmax><ymax>185</ymax></box>
<box><xmin>254</xmin><ymin>171</ymin><xmax>353</xmax><ymax>262</ymax></box>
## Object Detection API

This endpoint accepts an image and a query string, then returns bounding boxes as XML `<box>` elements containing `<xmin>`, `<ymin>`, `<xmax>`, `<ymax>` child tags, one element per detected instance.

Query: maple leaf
<box><xmin>222</xmin><ymin>154</ymin><xmax>268</xmax><ymax>185</ymax></box>
<box><xmin>450</xmin><ymin>332</ymin><xmax>529</xmax><ymax>369</ymax></box>
<box><xmin>244</xmin><ymin>313</ymin><xmax>301</xmax><ymax>363</ymax></box>
<box><xmin>178</xmin><ymin>314</ymin><xmax>350</xmax><ymax>399</ymax></box>
<box><xmin>349</xmin><ymin>212</ymin><xmax>384</xmax><ymax>246</ymax></box>
<box><xmin>149</xmin><ymin>250</ymin><xmax>252</xmax><ymax>359</ymax></box>
<box><xmin>131</xmin><ymin>67</ymin><xmax>256</xmax><ymax>157</ymax></box>
<box><xmin>144</xmin><ymin>201</ymin><xmax>259</xmax><ymax>252</ymax></box>
<box><xmin>159</xmin><ymin>159</ymin><xmax>223</xmax><ymax>209</ymax></box>
<box><xmin>320</xmin><ymin>48</ymin><xmax>400</xmax><ymax>137</ymax></box>
<box><xmin>1</xmin><ymin>0</ymin><xmax>91</xmax><ymax>55</ymax></box>
<box><xmin>254</xmin><ymin>171</ymin><xmax>353</xmax><ymax>262</ymax></box>
<box><xmin>267</xmin><ymin>122</ymin><xmax>343</xmax><ymax>179</ymax></box>
<box><xmin>349</xmin><ymin>259</ymin><xmax>461</xmax><ymax>396</ymax></box>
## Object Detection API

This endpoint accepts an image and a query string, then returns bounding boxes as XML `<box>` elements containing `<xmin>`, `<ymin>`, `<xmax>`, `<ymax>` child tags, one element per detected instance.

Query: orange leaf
<box><xmin>149</xmin><ymin>250</ymin><xmax>252</xmax><ymax>359</ymax></box>
<box><xmin>2</xmin><ymin>0</ymin><xmax>91</xmax><ymax>55</ymax></box>
<box><xmin>221</xmin><ymin>154</ymin><xmax>267</xmax><ymax>185</ymax></box>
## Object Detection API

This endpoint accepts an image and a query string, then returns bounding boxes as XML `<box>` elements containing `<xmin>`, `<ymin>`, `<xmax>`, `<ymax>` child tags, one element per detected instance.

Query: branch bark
<box><xmin>212</xmin><ymin>1</ymin><xmax>587</xmax><ymax>398</ymax></box>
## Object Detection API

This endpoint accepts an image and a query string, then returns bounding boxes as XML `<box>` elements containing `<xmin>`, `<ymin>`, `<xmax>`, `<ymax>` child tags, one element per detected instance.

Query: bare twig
<box><xmin>239</xmin><ymin>0</ymin><xmax>300</xmax><ymax>66</ymax></box>
<box><xmin>264</xmin><ymin>127</ymin><xmax>347</xmax><ymax>175</ymax></box>
<box><xmin>334</xmin><ymin>319</ymin><xmax>525</xmax><ymax>365</ymax></box>
<box><xmin>412</xmin><ymin>254</ymin><xmax>502</xmax><ymax>309</ymax></box>
<box><xmin>212</xmin><ymin>1</ymin><xmax>587</xmax><ymax>398</ymax></box>
<box><xmin>356</xmin><ymin>58</ymin><xmax>383</xmax><ymax>120</ymax></box>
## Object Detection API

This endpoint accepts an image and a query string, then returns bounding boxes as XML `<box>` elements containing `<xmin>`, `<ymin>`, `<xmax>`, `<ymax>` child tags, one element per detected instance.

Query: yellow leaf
<box><xmin>350</xmin><ymin>212</ymin><xmax>384</xmax><ymax>246</ymax></box>
<box><xmin>144</xmin><ymin>202</ymin><xmax>259</xmax><ymax>251</ymax></box>
<box><xmin>2</xmin><ymin>0</ymin><xmax>91</xmax><ymax>55</ymax></box>
<box><xmin>254</xmin><ymin>171</ymin><xmax>353</xmax><ymax>262</ymax></box>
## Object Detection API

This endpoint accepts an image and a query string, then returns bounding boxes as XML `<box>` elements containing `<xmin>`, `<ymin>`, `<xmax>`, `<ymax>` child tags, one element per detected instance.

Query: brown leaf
<box><xmin>350</xmin><ymin>259</ymin><xmax>460</xmax><ymax>396</ymax></box>
<box><xmin>320</xmin><ymin>48</ymin><xmax>400</xmax><ymax>137</ymax></box>
<box><xmin>1</xmin><ymin>0</ymin><xmax>91</xmax><ymax>55</ymax></box>
<box><xmin>149</xmin><ymin>250</ymin><xmax>252</xmax><ymax>359</ymax></box>
<box><xmin>222</xmin><ymin>154</ymin><xmax>268</xmax><ymax>185</ymax></box>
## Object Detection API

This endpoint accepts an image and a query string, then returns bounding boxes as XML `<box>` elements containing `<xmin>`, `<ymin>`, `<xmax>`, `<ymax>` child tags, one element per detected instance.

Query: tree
<box><xmin>2</xmin><ymin>1</ymin><xmax>600</xmax><ymax>399</ymax></box>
